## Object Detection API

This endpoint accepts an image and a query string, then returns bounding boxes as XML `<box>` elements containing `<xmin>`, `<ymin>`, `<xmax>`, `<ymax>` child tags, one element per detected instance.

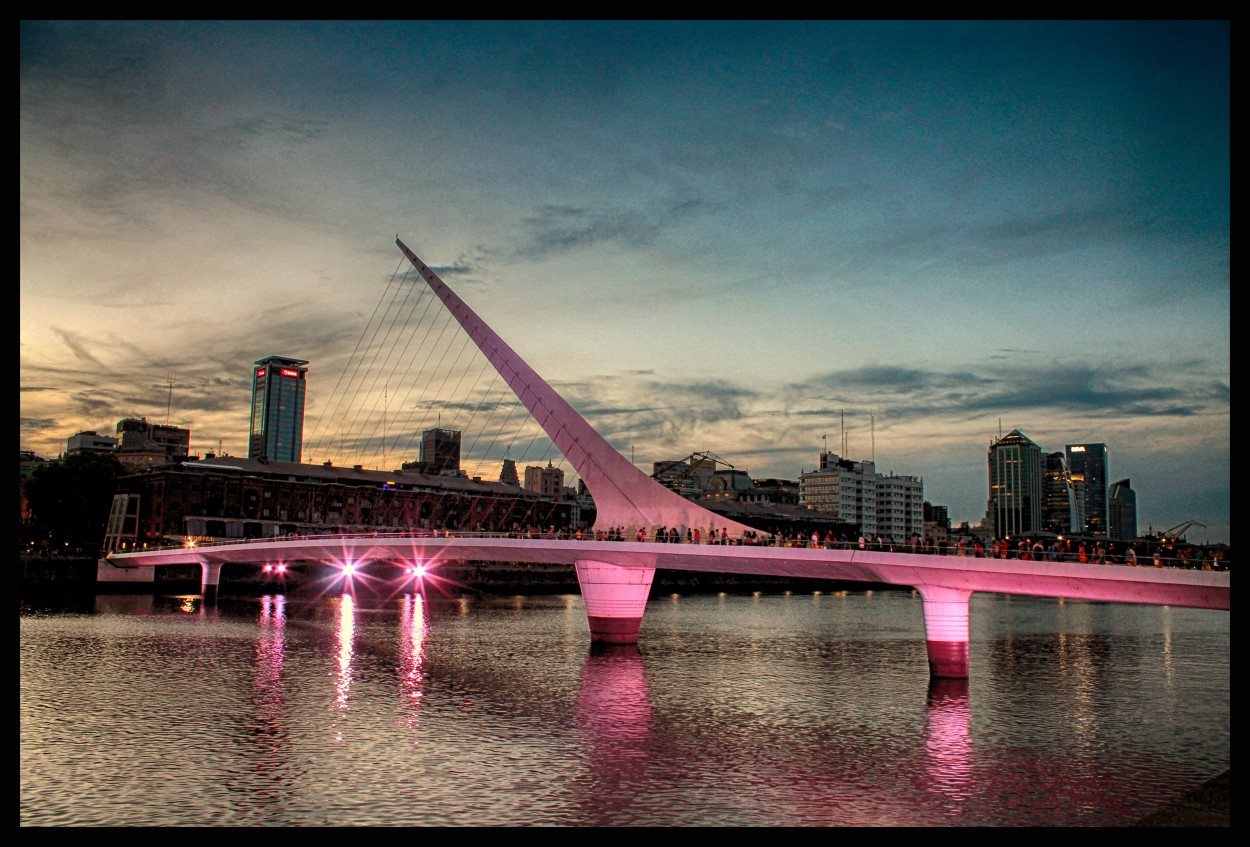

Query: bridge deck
<box><xmin>104</xmin><ymin>535</ymin><xmax>1229</xmax><ymax>611</ymax></box>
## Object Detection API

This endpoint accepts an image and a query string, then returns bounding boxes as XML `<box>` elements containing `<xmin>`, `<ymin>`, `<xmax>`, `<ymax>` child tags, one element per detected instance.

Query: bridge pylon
<box><xmin>394</xmin><ymin>237</ymin><xmax>761</xmax><ymax>542</ymax></box>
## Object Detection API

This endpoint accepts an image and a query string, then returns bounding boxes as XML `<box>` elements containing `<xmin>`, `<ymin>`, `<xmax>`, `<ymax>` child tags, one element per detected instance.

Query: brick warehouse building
<box><xmin>103</xmin><ymin>455</ymin><xmax>573</xmax><ymax>551</ymax></box>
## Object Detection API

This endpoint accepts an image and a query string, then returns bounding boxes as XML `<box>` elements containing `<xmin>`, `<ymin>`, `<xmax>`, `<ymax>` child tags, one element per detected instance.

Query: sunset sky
<box><xmin>20</xmin><ymin>21</ymin><xmax>1229</xmax><ymax>542</ymax></box>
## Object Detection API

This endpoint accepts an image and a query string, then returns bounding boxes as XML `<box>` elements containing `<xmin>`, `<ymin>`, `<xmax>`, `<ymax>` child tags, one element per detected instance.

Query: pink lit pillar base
<box><xmin>575</xmin><ymin>560</ymin><xmax>655</xmax><ymax>644</ymax></box>
<box><xmin>200</xmin><ymin>561</ymin><xmax>223</xmax><ymax>601</ymax></box>
<box><xmin>917</xmin><ymin>586</ymin><xmax>972</xmax><ymax>679</ymax></box>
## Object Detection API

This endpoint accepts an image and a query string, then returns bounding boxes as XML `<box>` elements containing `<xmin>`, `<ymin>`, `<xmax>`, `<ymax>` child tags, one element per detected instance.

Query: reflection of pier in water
<box><xmin>69</xmin><ymin>590</ymin><xmax>1220</xmax><ymax>825</ymax></box>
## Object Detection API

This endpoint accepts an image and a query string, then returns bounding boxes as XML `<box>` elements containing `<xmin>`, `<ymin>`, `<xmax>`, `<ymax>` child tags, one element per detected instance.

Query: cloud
<box><xmin>512</xmin><ymin>205</ymin><xmax>660</xmax><ymax>259</ymax></box>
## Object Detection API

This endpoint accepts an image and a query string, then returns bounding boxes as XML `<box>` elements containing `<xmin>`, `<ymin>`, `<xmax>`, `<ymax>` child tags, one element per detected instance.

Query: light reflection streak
<box><xmin>254</xmin><ymin>594</ymin><xmax>287</xmax><ymax>740</ymax></box>
<box><xmin>334</xmin><ymin>594</ymin><xmax>356</xmax><ymax>719</ymax></box>
<box><xmin>220</xmin><ymin>594</ymin><xmax>294</xmax><ymax>820</ymax></box>
<box><xmin>398</xmin><ymin>593</ymin><xmax>427</xmax><ymax>732</ymax></box>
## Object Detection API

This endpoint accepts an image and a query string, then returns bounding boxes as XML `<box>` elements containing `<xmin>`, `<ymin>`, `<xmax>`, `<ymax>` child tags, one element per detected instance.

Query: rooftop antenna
<box><xmin>840</xmin><ymin>408</ymin><xmax>846</xmax><ymax>456</ymax></box>
<box><xmin>871</xmin><ymin>411</ymin><xmax>876</xmax><ymax>463</ymax></box>
<box><xmin>165</xmin><ymin>373</ymin><xmax>177</xmax><ymax>425</ymax></box>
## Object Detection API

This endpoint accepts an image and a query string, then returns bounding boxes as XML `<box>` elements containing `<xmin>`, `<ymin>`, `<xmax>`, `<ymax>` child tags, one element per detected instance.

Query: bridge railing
<box><xmin>109</xmin><ymin>528</ymin><xmax>1229</xmax><ymax>571</ymax></box>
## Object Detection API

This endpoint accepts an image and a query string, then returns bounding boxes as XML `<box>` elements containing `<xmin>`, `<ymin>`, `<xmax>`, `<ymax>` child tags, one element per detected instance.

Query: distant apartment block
<box><xmin>65</xmin><ymin>430</ymin><xmax>119</xmax><ymax>456</ymax></box>
<box><xmin>524</xmin><ymin>462</ymin><xmax>565</xmax><ymax>497</ymax></box>
<box><xmin>799</xmin><ymin>451</ymin><xmax>923</xmax><ymax>541</ymax></box>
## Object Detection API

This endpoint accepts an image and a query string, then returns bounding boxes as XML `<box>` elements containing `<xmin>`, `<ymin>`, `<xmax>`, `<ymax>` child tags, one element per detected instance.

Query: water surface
<box><xmin>20</xmin><ymin>588</ymin><xmax>1229</xmax><ymax>826</ymax></box>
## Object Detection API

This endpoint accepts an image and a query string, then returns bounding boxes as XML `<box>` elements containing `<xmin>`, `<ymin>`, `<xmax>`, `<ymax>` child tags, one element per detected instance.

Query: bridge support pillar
<box><xmin>200</xmin><ymin>561</ymin><xmax>222</xmax><ymax>603</ymax></box>
<box><xmin>917</xmin><ymin>586</ymin><xmax>972</xmax><ymax>679</ymax></box>
<box><xmin>574</xmin><ymin>560</ymin><xmax>655</xmax><ymax>644</ymax></box>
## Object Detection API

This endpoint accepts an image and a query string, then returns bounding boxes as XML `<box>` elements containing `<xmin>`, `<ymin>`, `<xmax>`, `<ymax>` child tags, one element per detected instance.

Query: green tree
<box><xmin>23</xmin><ymin>452</ymin><xmax>125</xmax><ymax>554</ymax></box>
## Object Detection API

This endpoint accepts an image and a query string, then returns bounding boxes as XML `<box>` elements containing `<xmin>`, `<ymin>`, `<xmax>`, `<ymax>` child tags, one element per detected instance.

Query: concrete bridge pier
<box><xmin>917</xmin><ymin>586</ymin><xmax>973</xmax><ymax>679</ymax></box>
<box><xmin>200</xmin><ymin>561</ymin><xmax>222</xmax><ymax>603</ymax></box>
<box><xmin>574</xmin><ymin>560</ymin><xmax>656</xmax><ymax>644</ymax></box>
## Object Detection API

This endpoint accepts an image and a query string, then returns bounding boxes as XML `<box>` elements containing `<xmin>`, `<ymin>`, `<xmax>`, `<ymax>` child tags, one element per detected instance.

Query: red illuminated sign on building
<box><xmin>256</xmin><ymin>369</ymin><xmax>267</xmax><ymax>378</ymax></box>
<box><xmin>280</xmin><ymin>368</ymin><xmax>301</xmax><ymax>378</ymax></box>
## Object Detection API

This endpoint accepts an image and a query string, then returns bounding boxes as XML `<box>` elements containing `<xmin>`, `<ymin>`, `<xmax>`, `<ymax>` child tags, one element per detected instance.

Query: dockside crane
<box><xmin>650</xmin><ymin>451</ymin><xmax>732</xmax><ymax>495</ymax></box>
<box><xmin>1155</xmin><ymin>520</ymin><xmax>1206</xmax><ymax>547</ymax></box>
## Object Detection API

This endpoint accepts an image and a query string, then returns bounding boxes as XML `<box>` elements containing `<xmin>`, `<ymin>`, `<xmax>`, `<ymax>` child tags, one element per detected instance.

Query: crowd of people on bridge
<box><xmin>477</xmin><ymin>525</ymin><xmax>1228</xmax><ymax>570</ymax></box>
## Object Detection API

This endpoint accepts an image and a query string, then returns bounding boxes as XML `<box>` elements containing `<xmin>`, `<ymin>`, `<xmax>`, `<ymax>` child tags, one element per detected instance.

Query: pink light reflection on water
<box><xmin>398</xmin><ymin>593</ymin><xmax>428</xmax><ymax>733</ymax></box>
<box><xmin>333</xmin><ymin>594</ymin><xmax>356</xmax><ymax>725</ymax></box>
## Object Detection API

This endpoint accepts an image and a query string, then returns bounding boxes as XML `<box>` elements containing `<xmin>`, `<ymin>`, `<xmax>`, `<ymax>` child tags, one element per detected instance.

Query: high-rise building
<box><xmin>1108</xmin><ymin>478</ymin><xmax>1137</xmax><ymax>542</ymax></box>
<box><xmin>1041</xmin><ymin>451</ymin><xmax>1077</xmax><ymax>534</ymax></box>
<box><xmin>988</xmin><ymin>430</ymin><xmax>1042</xmax><ymax>538</ymax></box>
<box><xmin>249</xmin><ymin>356</ymin><xmax>308</xmax><ymax>463</ymax></box>
<box><xmin>1066</xmin><ymin>443</ymin><xmax>1109</xmax><ymax>537</ymax></box>
<box><xmin>420</xmin><ymin>428</ymin><xmax>461</xmax><ymax>475</ymax></box>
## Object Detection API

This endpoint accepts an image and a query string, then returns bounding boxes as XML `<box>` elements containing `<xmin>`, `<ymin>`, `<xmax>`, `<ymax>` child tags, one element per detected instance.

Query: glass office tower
<box><xmin>1108</xmin><ymin>478</ymin><xmax>1138</xmax><ymax>542</ymax></box>
<box><xmin>1041</xmin><ymin>451</ymin><xmax>1078</xmax><ymax>535</ymax></box>
<box><xmin>988</xmin><ymin>429</ymin><xmax>1042</xmax><ymax>538</ymax></box>
<box><xmin>249</xmin><ymin>356</ymin><xmax>308</xmax><ymax>463</ymax></box>
<box><xmin>1066</xmin><ymin>443</ymin><xmax>1109</xmax><ymax>537</ymax></box>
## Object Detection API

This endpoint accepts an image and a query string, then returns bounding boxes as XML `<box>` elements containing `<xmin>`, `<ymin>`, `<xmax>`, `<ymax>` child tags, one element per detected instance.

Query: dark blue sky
<box><xmin>20</xmin><ymin>21</ymin><xmax>1229</xmax><ymax>541</ymax></box>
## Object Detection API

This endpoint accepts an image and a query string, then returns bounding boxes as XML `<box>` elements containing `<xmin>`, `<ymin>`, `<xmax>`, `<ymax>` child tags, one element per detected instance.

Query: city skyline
<box><xmin>20</xmin><ymin>21</ymin><xmax>1229</xmax><ymax>542</ymax></box>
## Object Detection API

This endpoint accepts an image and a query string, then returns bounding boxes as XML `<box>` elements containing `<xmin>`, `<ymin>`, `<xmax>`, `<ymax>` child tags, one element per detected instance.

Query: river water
<box><xmin>20</xmin><ymin>583</ymin><xmax>1229</xmax><ymax>826</ymax></box>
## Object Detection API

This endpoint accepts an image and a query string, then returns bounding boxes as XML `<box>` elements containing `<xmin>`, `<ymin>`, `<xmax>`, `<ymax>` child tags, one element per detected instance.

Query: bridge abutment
<box><xmin>574</xmin><ymin>560</ymin><xmax>655</xmax><ymax>644</ymax></box>
<box><xmin>96</xmin><ymin>558</ymin><xmax>155</xmax><ymax>584</ymax></box>
<box><xmin>917</xmin><ymin>586</ymin><xmax>972</xmax><ymax>679</ymax></box>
